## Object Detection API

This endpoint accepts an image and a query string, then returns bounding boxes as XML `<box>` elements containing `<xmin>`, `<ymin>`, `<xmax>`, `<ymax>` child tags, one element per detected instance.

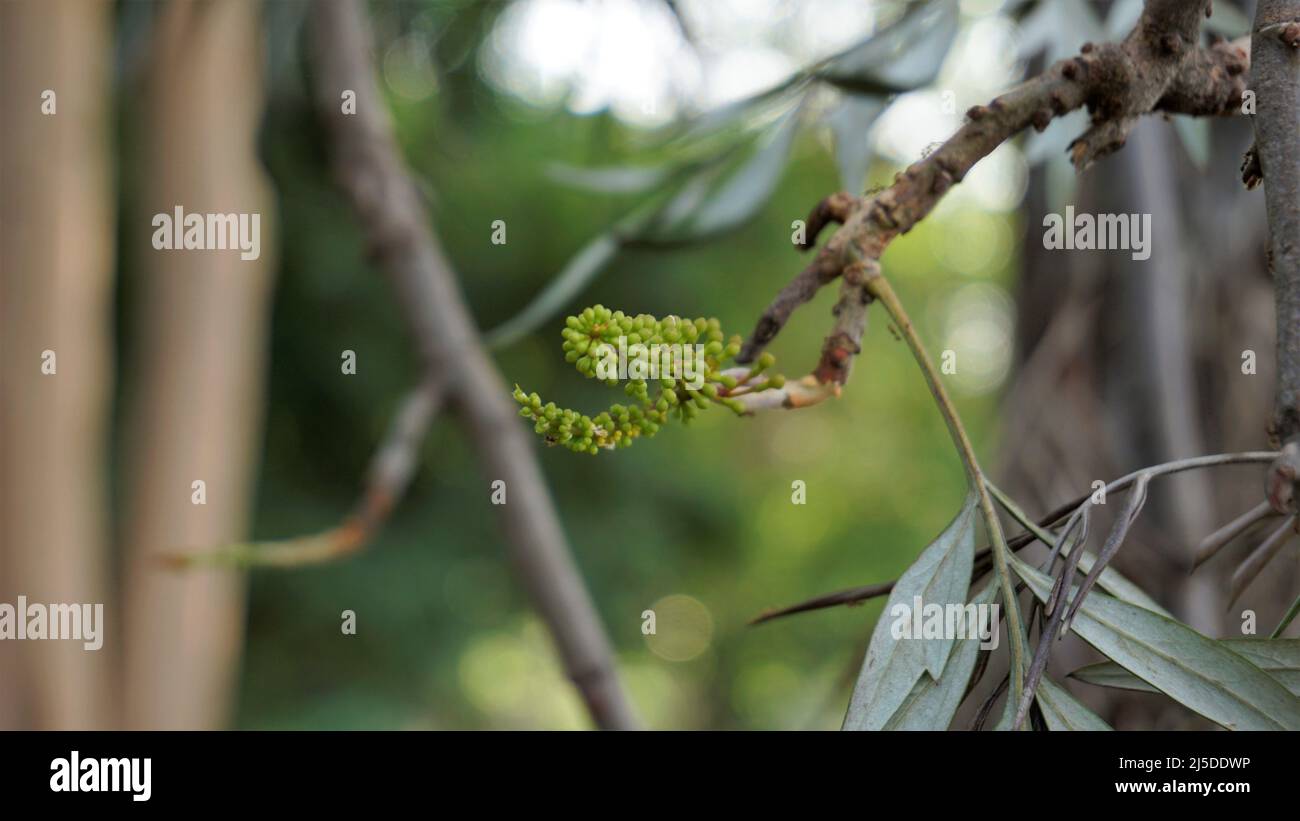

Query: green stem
<box><xmin>866</xmin><ymin>273</ymin><xmax>1027</xmax><ymax>709</ymax></box>
<box><xmin>1273</xmin><ymin>592</ymin><xmax>1300</xmax><ymax>639</ymax></box>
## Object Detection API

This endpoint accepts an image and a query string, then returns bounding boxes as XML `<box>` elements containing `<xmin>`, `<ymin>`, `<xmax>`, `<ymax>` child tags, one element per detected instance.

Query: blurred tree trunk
<box><xmin>998</xmin><ymin>116</ymin><xmax>1294</xmax><ymax>728</ymax></box>
<box><xmin>0</xmin><ymin>0</ymin><xmax>117</xmax><ymax>730</ymax></box>
<box><xmin>119</xmin><ymin>0</ymin><xmax>274</xmax><ymax>729</ymax></box>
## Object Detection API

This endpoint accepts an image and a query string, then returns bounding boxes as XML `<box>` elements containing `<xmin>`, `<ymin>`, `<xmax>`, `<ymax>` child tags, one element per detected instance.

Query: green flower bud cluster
<box><xmin>513</xmin><ymin>305</ymin><xmax>784</xmax><ymax>455</ymax></box>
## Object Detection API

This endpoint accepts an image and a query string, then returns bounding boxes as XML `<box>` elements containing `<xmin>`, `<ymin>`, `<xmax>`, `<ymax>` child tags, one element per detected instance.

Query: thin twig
<box><xmin>171</xmin><ymin>378</ymin><xmax>446</xmax><ymax>568</ymax></box>
<box><xmin>1228</xmin><ymin>514</ymin><xmax>1298</xmax><ymax>607</ymax></box>
<box><xmin>1061</xmin><ymin>473</ymin><xmax>1150</xmax><ymax>628</ymax></box>
<box><xmin>1192</xmin><ymin>500</ymin><xmax>1279</xmax><ymax>570</ymax></box>
<box><xmin>864</xmin><ymin>271</ymin><xmax>1029</xmax><ymax>711</ymax></box>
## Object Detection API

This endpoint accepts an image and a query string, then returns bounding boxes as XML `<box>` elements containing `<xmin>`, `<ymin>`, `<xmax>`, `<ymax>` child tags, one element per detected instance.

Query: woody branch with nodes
<box><xmin>742</xmin><ymin>0</ymin><xmax>1300</xmax><ymax>730</ymax></box>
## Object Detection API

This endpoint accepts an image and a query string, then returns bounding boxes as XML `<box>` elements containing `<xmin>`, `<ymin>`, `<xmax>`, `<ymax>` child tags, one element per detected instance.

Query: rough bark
<box><xmin>1251</xmin><ymin>1</ymin><xmax>1300</xmax><ymax>447</ymax></box>
<box><xmin>738</xmin><ymin>0</ymin><xmax>1242</xmax><ymax>378</ymax></box>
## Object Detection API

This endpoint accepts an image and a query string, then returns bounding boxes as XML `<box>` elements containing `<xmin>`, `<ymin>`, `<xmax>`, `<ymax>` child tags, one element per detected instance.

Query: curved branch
<box><xmin>170</xmin><ymin>378</ymin><xmax>446</xmax><ymax>568</ymax></box>
<box><xmin>739</xmin><ymin>0</ymin><xmax>1243</xmax><ymax>371</ymax></box>
<box><xmin>308</xmin><ymin>0</ymin><xmax>639</xmax><ymax>730</ymax></box>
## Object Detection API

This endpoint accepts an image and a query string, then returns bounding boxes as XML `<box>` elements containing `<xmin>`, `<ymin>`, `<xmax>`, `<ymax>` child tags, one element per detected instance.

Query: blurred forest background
<box><xmin>1</xmin><ymin>0</ymin><xmax>1294</xmax><ymax>730</ymax></box>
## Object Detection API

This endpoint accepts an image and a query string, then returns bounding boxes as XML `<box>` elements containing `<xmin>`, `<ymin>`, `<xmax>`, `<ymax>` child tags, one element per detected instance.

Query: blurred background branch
<box><xmin>307</xmin><ymin>0</ymin><xmax>638</xmax><ymax>730</ymax></box>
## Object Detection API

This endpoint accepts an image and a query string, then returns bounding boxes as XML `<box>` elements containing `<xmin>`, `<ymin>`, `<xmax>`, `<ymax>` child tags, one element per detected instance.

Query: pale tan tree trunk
<box><xmin>120</xmin><ymin>0</ymin><xmax>275</xmax><ymax>729</ymax></box>
<box><xmin>0</xmin><ymin>0</ymin><xmax>117</xmax><ymax>730</ymax></box>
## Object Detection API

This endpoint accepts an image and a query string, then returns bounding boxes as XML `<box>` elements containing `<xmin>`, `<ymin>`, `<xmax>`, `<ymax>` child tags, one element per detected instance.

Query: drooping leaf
<box><xmin>484</xmin><ymin>233</ymin><xmax>621</xmax><ymax>349</ymax></box>
<box><xmin>1011</xmin><ymin>555</ymin><xmax>1300</xmax><ymax>730</ymax></box>
<box><xmin>818</xmin><ymin>0</ymin><xmax>959</xmax><ymax>95</ymax></box>
<box><xmin>1036</xmin><ymin>677</ymin><xmax>1113</xmax><ymax>730</ymax></box>
<box><xmin>1274</xmin><ymin>592</ymin><xmax>1300</xmax><ymax>638</ymax></box>
<box><xmin>881</xmin><ymin>581</ymin><xmax>998</xmax><ymax>730</ymax></box>
<box><xmin>485</xmin><ymin>179</ymin><xmax>686</xmax><ymax>348</ymax></box>
<box><xmin>665</xmin><ymin>73</ymin><xmax>810</xmax><ymax>147</ymax></box>
<box><xmin>638</xmin><ymin>109</ymin><xmax>801</xmax><ymax>243</ymax></box>
<box><xmin>1071</xmin><ymin>639</ymin><xmax>1300</xmax><ymax>697</ymax></box>
<box><xmin>1229</xmin><ymin>639</ymin><xmax>1300</xmax><ymax>694</ymax></box>
<box><xmin>1061</xmin><ymin>474</ymin><xmax>1149</xmax><ymax>627</ymax></box>
<box><xmin>1070</xmin><ymin>661</ymin><xmax>1161</xmax><ymax>694</ymax></box>
<box><xmin>843</xmin><ymin>494</ymin><xmax>976</xmax><ymax>730</ymax></box>
<box><xmin>828</xmin><ymin>94</ymin><xmax>886</xmax><ymax>194</ymax></box>
<box><xmin>986</xmin><ymin>481</ymin><xmax>1169</xmax><ymax>616</ymax></box>
<box><xmin>545</xmin><ymin>162</ymin><xmax>672</xmax><ymax>194</ymax></box>
<box><xmin>1229</xmin><ymin>515</ymin><xmax>1297</xmax><ymax>607</ymax></box>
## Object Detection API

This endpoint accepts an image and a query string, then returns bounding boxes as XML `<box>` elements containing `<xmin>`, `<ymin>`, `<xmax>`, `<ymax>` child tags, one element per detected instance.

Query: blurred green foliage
<box><xmin>115</xmin><ymin>1</ymin><xmax>1019</xmax><ymax>730</ymax></box>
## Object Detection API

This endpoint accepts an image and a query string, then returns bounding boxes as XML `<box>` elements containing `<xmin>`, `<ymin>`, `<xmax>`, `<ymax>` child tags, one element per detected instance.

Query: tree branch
<box><xmin>1251</xmin><ymin>2</ymin><xmax>1300</xmax><ymax>458</ymax></box>
<box><xmin>170</xmin><ymin>378</ymin><xmax>446</xmax><ymax>568</ymax></box>
<box><xmin>308</xmin><ymin>0</ymin><xmax>639</xmax><ymax>730</ymax></box>
<box><xmin>739</xmin><ymin>0</ymin><xmax>1241</xmax><ymax>378</ymax></box>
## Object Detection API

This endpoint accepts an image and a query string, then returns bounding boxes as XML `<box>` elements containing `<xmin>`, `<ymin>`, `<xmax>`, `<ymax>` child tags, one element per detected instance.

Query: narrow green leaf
<box><xmin>1230</xmin><ymin>639</ymin><xmax>1300</xmax><ymax>694</ymax></box>
<box><xmin>665</xmin><ymin>73</ymin><xmax>809</xmax><ymax>146</ymax></box>
<box><xmin>882</xmin><ymin>581</ymin><xmax>998</xmax><ymax>730</ymax></box>
<box><xmin>1070</xmin><ymin>661</ymin><xmax>1161</xmax><ymax>694</ymax></box>
<box><xmin>828</xmin><ymin>95</ymin><xmax>886</xmax><ymax>194</ymax></box>
<box><xmin>1011</xmin><ymin>555</ymin><xmax>1300</xmax><ymax>730</ymax></box>
<box><xmin>484</xmin><ymin>233</ymin><xmax>620</xmax><ymax>349</ymax></box>
<box><xmin>1273</xmin><ymin>592</ymin><xmax>1300</xmax><ymax>638</ymax></box>
<box><xmin>986</xmin><ymin>482</ymin><xmax>1169</xmax><ymax>616</ymax></box>
<box><xmin>639</xmin><ymin>109</ymin><xmax>801</xmax><ymax>243</ymax></box>
<box><xmin>818</xmin><ymin>0</ymin><xmax>959</xmax><ymax>95</ymax></box>
<box><xmin>545</xmin><ymin>162</ymin><xmax>672</xmax><ymax>194</ymax></box>
<box><xmin>843</xmin><ymin>494</ymin><xmax>976</xmax><ymax>730</ymax></box>
<box><xmin>1071</xmin><ymin>639</ymin><xmax>1300</xmax><ymax>697</ymax></box>
<box><xmin>1036</xmin><ymin>677</ymin><xmax>1113</xmax><ymax>730</ymax></box>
